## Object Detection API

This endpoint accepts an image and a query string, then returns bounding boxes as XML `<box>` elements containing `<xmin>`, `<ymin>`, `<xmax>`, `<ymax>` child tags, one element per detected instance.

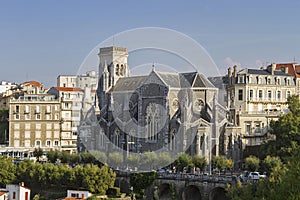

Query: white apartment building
<box><xmin>47</xmin><ymin>87</ymin><xmax>84</xmax><ymax>153</ymax></box>
<box><xmin>227</xmin><ymin>64</ymin><xmax>296</xmax><ymax>146</ymax></box>
<box><xmin>57</xmin><ymin>71</ymin><xmax>98</xmax><ymax>90</ymax></box>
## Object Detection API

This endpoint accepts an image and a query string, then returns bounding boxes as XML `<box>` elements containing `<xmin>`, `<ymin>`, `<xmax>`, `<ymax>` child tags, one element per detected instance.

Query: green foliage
<box><xmin>130</xmin><ymin>171</ymin><xmax>158</xmax><ymax>198</ymax></box>
<box><xmin>106</xmin><ymin>187</ymin><xmax>121</xmax><ymax>197</ymax></box>
<box><xmin>262</xmin><ymin>156</ymin><xmax>282</xmax><ymax>175</ymax></box>
<box><xmin>244</xmin><ymin>155</ymin><xmax>260</xmax><ymax>172</ymax></box>
<box><xmin>263</xmin><ymin>95</ymin><xmax>300</xmax><ymax>159</ymax></box>
<box><xmin>173</xmin><ymin>153</ymin><xmax>193</xmax><ymax>172</ymax></box>
<box><xmin>0</xmin><ymin>156</ymin><xmax>16</xmax><ymax>187</ymax></box>
<box><xmin>226</xmin><ymin>96</ymin><xmax>300</xmax><ymax>199</ymax></box>
<box><xmin>108</xmin><ymin>152</ymin><xmax>123</xmax><ymax>168</ymax></box>
<box><xmin>141</xmin><ymin>151</ymin><xmax>159</xmax><ymax>170</ymax></box>
<box><xmin>33</xmin><ymin>148</ymin><xmax>44</xmax><ymax>161</ymax></box>
<box><xmin>192</xmin><ymin>155</ymin><xmax>207</xmax><ymax>171</ymax></box>
<box><xmin>126</xmin><ymin>154</ymin><xmax>140</xmax><ymax>168</ymax></box>
<box><xmin>211</xmin><ymin>155</ymin><xmax>227</xmax><ymax>171</ymax></box>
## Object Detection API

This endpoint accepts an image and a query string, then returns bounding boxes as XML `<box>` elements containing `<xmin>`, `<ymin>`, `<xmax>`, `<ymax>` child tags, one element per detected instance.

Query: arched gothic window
<box><xmin>146</xmin><ymin>103</ymin><xmax>159</xmax><ymax>141</ymax></box>
<box><xmin>114</xmin><ymin>128</ymin><xmax>120</xmax><ymax>147</ymax></box>
<box><xmin>170</xmin><ymin>128</ymin><xmax>176</xmax><ymax>150</ymax></box>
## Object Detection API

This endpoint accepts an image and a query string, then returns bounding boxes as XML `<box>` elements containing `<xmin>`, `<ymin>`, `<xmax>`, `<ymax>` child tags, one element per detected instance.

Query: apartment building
<box><xmin>8</xmin><ymin>93</ymin><xmax>61</xmax><ymax>153</ymax></box>
<box><xmin>227</xmin><ymin>64</ymin><xmax>296</xmax><ymax>146</ymax></box>
<box><xmin>57</xmin><ymin>70</ymin><xmax>98</xmax><ymax>90</ymax></box>
<box><xmin>47</xmin><ymin>87</ymin><xmax>84</xmax><ymax>153</ymax></box>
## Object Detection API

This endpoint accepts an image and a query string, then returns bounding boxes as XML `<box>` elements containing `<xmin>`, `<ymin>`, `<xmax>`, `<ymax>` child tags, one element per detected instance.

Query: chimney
<box><xmin>233</xmin><ymin>65</ymin><xmax>237</xmax><ymax>77</ymax></box>
<box><xmin>271</xmin><ymin>63</ymin><xmax>276</xmax><ymax>75</ymax></box>
<box><xmin>284</xmin><ymin>67</ymin><xmax>288</xmax><ymax>74</ymax></box>
<box><xmin>19</xmin><ymin>182</ymin><xmax>24</xmax><ymax>187</ymax></box>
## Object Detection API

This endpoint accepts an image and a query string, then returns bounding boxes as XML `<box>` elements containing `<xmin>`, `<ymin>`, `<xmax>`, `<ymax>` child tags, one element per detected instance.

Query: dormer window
<box><xmin>239</xmin><ymin>76</ymin><xmax>244</xmax><ymax>83</ymax></box>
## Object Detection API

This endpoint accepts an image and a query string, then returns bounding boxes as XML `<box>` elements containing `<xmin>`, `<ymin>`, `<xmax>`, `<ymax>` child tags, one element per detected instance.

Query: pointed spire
<box><xmin>152</xmin><ymin>63</ymin><xmax>155</xmax><ymax>72</ymax></box>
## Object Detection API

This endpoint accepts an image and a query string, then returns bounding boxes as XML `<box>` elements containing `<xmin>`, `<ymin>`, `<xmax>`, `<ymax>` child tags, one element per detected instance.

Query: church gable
<box><xmin>142</xmin><ymin>70</ymin><xmax>167</xmax><ymax>87</ymax></box>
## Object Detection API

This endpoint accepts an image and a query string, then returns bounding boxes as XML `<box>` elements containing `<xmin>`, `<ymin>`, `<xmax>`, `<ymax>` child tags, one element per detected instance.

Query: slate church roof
<box><xmin>110</xmin><ymin>70</ymin><xmax>214</xmax><ymax>92</ymax></box>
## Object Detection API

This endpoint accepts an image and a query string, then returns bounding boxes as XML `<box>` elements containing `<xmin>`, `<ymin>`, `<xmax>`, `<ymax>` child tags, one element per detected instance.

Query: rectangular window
<box><xmin>54</xmin><ymin>131</ymin><xmax>59</xmax><ymax>138</ymax></box>
<box><xmin>25</xmin><ymin>131</ymin><xmax>30</xmax><ymax>138</ymax></box>
<box><xmin>246</xmin><ymin>123</ymin><xmax>251</xmax><ymax>135</ymax></box>
<box><xmin>25</xmin><ymin>123</ymin><xmax>30</xmax><ymax>129</ymax></box>
<box><xmin>13</xmin><ymin>192</ymin><xmax>16</xmax><ymax>199</ymax></box>
<box><xmin>249</xmin><ymin>90</ymin><xmax>253</xmax><ymax>100</ymax></box>
<box><xmin>286</xmin><ymin>91</ymin><xmax>291</xmax><ymax>99</ymax></box>
<box><xmin>36</xmin><ymin>114</ymin><xmax>41</xmax><ymax>120</ymax></box>
<box><xmin>54</xmin><ymin>140</ymin><xmax>59</xmax><ymax>146</ymax></box>
<box><xmin>36</xmin><ymin>105</ymin><xmax>40</xmax><ymax>113</ymax></box>
<box><xmin>46</xmin><ymin>140</ymin><xmax>51</xmax><ymax>147</ymax></box>
<box><xmin>36</xmin><ymin>131</ymin><xmax>41</xmax><ymax>138</ymax></box>
<box><xmin>15</xmin><ymin>114</ymin><xmax>20</xmax><ymax>120</ymax></box>
<box><xmin>46</xmin><ymin>105</ymin><xmax>51</xmax><ymax>113</ymax></box>
<box><xmin>25</xmin><ymin>140</ymin><xmax>30</xmax><ymax>147</ymax></box>
<box><xmin>14</xmin><ymin>131</ymin><xmax>20</xmax><ymax>138</ymax></box>
<box><xmin>25</xmin><ymin>114</ymin><xmax>30</xmax><ymax>120</ymax></box>
<box><xmin>238</xmin><ymin>89</ymin><xmax>243</xmax><ymax>101</ymax></box>
<box><xmin>239</xmin><ymin>76</ymin><xmax>244</xmax><ymax>83</ymax></box>
<box><xmin>14</xmin><ymin>124</ymin><xmax>20</xmax><ymax>129</ymax></box>
<box><xmin>35</xmin><ymin>140</ymin><xmax>41</xmax><ymax>147</ymax></box>
<box><xmin>277</xmin><ymin>91</ymin><xmax>281</xmax><ymax>101</ymax></box>
<box><xmin>46</xmin><ymin>131</ymin><xmax>51</xmax><ymax>138</ymax></box>
<box><xmin>268</xmin><ymin>90</ymin><xmax>272</xmax><ymax>100</ymax></box>
<box><xmin>46</xmin><ymin>124</ymin><xmax>52</xmax><ymax>129</ymax></box>
<box><xmin>36</xmin><ymin>124</ymin><xmax>41</xmax><ymax>129</ymax></box>
<box><xmin>25</xmin><ymin>105</ymin><xmax>30</xmax><ymax>113</ymax></box>
<box><xmin>267</xmin><ymin>78</ymin><xmax>271</xmax><ymax>84</ymax></box>
<box><xmin>14</xmin><ymin>140</ymin><xmax>19</xmax><ymax>147</ymax></box>
<box><xmin>258</xmin><ymin>90</ymin><xmax>263</xmax><ymax>100</ymax></box>
<box><xmin>255</xmin><ymin>122</ymin><xmax>261</xmax><ymax>133</ymax></box>
<box><xmin>15</xmin><ymin>105</ymin><xmax>19</xmax><ymax>113</ymax></box>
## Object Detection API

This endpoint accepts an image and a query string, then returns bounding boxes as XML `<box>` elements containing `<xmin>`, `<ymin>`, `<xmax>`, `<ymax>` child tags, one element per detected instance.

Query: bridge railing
<box><xmin>157</xmin><ymin>173</ymin><xmax>235</xmax><ymax>183</ymax></box>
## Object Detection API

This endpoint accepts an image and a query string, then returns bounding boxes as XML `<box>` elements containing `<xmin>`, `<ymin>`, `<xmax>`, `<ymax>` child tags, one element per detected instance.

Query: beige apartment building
<box><xmin>227</xmin><ymin>64</ymin><xmax>296</xmax><ymax>146</ymax></box>
<box><xmin>8</xmin><ymin>93</ymin><xmax>61</xmax><ymax>152</ymax></box>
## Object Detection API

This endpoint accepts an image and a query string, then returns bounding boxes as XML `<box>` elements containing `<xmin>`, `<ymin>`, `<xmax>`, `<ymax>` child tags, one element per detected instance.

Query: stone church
<box><xmin>78</xmin><ymin>46</ymin><xmax>242</xmax><ymax>168</ymax></box>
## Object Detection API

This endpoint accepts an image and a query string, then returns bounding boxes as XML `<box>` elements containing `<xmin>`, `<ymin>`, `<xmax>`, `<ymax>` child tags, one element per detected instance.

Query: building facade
<box><xmin>8</xmin><ymin>93</ymin><xmax>61</xmax><ymax>153</ymax></box>
<box><xmin>227</xmin><ymin>64</ymin><xmax>296</xmax><ymax>146</ymax></box>
<box><xmin>79</xmin><ymin>46</ymin><xmax>236</xmax><ymax>168</ymax></box>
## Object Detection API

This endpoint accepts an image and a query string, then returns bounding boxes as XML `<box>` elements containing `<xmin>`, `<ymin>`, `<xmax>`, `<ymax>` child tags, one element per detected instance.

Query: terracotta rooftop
<box><xmin>273</xmin><ymin>63</ymin><xmax>300</xmax><ymax>78</ymax></box>
<box><xmin>53</xmin><ymin>87</ymin><xmax>83</xmax><ymax>92</ymax></box>
<box><xmin>0</xmin><ymin>191</ymin><xmax>8</xmax><ymax>196</ymax></box>
<box><xmin>22</xmin><ymin>81</ymin><xmax>42</xmax><ymax>87</ymax></box>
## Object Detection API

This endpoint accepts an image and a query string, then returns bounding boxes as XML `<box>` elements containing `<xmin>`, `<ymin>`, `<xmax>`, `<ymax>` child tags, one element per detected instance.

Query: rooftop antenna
<box><xmin>293</xmin><ymin>56</ymin><xmax>296</xmax><ymax>63</ymax></box>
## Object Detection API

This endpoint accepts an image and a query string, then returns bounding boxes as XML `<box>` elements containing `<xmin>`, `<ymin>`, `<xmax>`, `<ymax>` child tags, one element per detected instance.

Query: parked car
<box><xmin>248</xmin><ymin>172</ymin><xmax>266</xmax><ymax>180</ymax></box>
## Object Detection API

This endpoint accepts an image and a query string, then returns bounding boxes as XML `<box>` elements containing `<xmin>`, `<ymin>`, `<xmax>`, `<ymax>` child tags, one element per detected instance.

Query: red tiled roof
<box><xmin>22</xmin><ymin>81</ymin><xmax>42</xmax><ymax>87</ymax></box>
<box><xmin>0</xmin><ymin>191</ymin><xmax>8</xmax><ymax>196</ymax></box>
<box><xmin>274</xmin><ymin>63</ymin><xmax>300</xmax><ymax>78</ymax></box>
<box><xmin>53</xmin><ymin>87</ymin><xmax>83</xmax><ymax>92</ymax></box>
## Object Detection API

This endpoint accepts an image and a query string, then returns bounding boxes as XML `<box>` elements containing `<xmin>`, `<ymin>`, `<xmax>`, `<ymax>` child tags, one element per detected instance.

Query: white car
<box><xmin>248</xmin><ymin>172</ymin><xmax>266</xmax><ymax>180</ymax></box>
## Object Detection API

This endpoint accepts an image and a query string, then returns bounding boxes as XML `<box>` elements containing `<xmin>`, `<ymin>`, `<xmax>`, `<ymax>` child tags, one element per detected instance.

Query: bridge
<box><xmin>116</xmin><ymin>172</ymin><xmax>235</xmax><ymax>200</ymax></box>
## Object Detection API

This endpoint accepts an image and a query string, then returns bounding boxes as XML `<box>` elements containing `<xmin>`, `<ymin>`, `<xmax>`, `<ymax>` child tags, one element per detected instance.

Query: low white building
<box><xmin>5</xmin><ymin>183</ymin><xmax>30</xmax><ymax>200</ymax></box>
<box><xmin>66</xmin><ymin>190</ymin><xmax>92</xmax><ymax>199</ymax></box>
<box><xmin>0</xmin><ymin>191</ymin><xmax>8</xmax><ymax>200</ymax></box>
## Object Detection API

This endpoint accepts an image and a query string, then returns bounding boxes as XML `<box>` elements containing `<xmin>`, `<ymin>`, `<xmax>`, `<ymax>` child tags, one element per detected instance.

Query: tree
<box><xmin>192</xmin><ymin>155</ymin><xmax>207</xmax><ymax>171</ymax></box>
<box><xmin>0</xmin><ymin>156</ymin><xmax>16</xmax><ymax>187</ymax></box>
<box><xmin>108</xmin><ymin>152</ymin><xmax>123</xmax><ymax>169</ymax></box>
<box><xmin>33</xmin><ymin>148</ymin><xmax>44</xmax><ymax>162</ymax></box>
<box><xmin>244</xmin><ymin>155</ymin><xmax>260</xmax><ymax>171</ymax></box>
<box><xmin>173</xmin><ymin>153</ymin><xmax>193</xmax><ymax>172</ymax></box>
<box><xmin>263</xmin><ymin>95</ymin><xmax>300</xmax><ymax>159</ymax></box>
<box><xmin>130</xmin><ymin>171</ymin><xmax>158</xmax><ymax>198</ymax></box>
<box><xmin>141</xmin><ymin>151</ymin><xmax>159</xmax><ymax>170</ymax></box>
<box><xmin>211</xmin><ymin>156</ymin><xmax>227</xmax><ymax>172</ymax></box>
<box><xmin>262</xmin><ymin>155</ymin><xmax>282</xmax><ymax>175</ymax></box>
<box><xmin>127</xmin><ymin>154</ymin><xmax>140</xmax><ymax>169</ymax></box>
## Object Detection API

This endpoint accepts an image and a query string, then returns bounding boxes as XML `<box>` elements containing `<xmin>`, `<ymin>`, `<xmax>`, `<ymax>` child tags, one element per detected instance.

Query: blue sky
<box><xmin>0</xmin><ymin>0</ymin><xmax>300</xmax><ymax>86</ymax></box>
